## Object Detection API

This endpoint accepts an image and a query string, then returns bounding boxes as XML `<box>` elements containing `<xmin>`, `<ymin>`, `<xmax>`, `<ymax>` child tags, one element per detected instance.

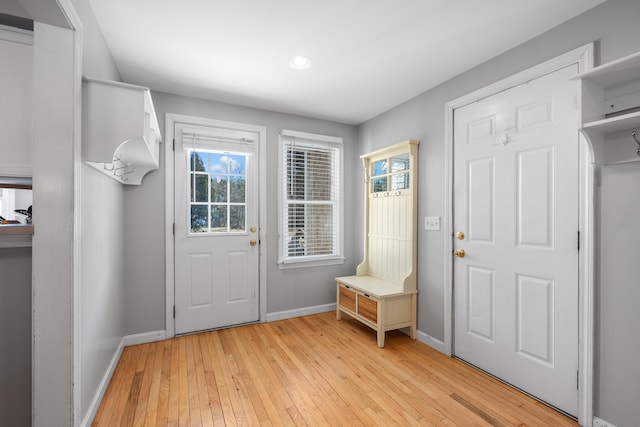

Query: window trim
<box><xmin>277</xmin><ymin>129</ymin><xmax>344</xmax><ymax>269</ymax></box>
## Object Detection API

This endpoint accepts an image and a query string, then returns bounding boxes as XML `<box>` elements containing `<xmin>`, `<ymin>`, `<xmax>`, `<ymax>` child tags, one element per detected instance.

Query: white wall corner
<box><xmin>80</xmin><ymin>330</ymin><xmax>166</xmax><ymax>427</ymax></box>
<box><xmin>80</xmin><ymin>338</ymin><xmax>125</xmax><ymax>427</ymax></box>
<box><xmin>266</xmin><ymin>303</ymin><xmax>336</xmax><ymax>322</ymax></box>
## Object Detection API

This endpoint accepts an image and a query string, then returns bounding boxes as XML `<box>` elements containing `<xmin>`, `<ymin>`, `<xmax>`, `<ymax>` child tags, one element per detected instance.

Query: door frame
<box><xmin>165</xmin><ymin>113</ymin><xmax>267</xmax><ymax>338</ymax></box>
<box><xmin>443</xmin><ymin>43</ymin><xmax>595</xmax><ymax>426</ymax></box>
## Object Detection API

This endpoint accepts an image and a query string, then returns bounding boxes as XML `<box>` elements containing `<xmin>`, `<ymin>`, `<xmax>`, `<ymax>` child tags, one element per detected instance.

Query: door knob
<box><xmin>453</xmin><ymin>249</ymin><xmax>465</xmax><ymax>258</ymax></box>
<box><xmin>249</xmin><ymin>239</ymin><xmax>257</xmax><ymax>246</ymax></box>
<box><xmin>456</xmin><ymin>231</ymin><xmax>465</xmax><ymax>240</ymax></box>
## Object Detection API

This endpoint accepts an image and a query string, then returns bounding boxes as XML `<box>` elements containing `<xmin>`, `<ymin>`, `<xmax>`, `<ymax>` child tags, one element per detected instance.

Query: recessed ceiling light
<box><xmin>289</xmin><ymin>55</ymin><xmax>312</xmax><ymax>70</ymax></box>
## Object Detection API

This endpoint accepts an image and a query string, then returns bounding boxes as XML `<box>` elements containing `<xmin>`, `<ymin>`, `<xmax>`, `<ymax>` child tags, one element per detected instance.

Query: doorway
<box><xmin>443</xmin><ymin>44</ymin><xmax>594</xmax><ymax>424</ymax></box>
<box><xmin>165</xmin><ymin>115</ymin><xmax>267</xmax><ymax>336</ymax></box>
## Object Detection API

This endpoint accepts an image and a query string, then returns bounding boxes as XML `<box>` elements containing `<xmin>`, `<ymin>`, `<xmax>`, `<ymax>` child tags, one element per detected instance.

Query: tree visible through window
<box><xmin>189</xmin><ymin>150</ymin><xmax>246</xmax><ymax>233</ymax></box>
<box><xmin>279</xmin><ymin>130</ymin><xmax>343</xmax><ymax>266</ymax></box>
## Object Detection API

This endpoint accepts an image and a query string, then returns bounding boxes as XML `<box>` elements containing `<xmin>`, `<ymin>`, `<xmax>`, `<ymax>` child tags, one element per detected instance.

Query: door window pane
<box><xmin>210</xmin><ymin>205</ymin><xmax>227</xmax><ymax>231</ymax></box>
<box><xmin>230</xmin><ymin>176</ymin><xmax>245</xmax><ymax>203</ymax></box>
<box><xmin>188</xmin><ymin>149</ymin><xmax>248</xmax><ymax>234</ymax></box>
<box><xmin>191</xmin><ymin>205</ymin><xmax>208</xmax><ymax>233</ymax></box>
<box><xmin>190</xmin><ymin>152</ymin><xmax>206</xmax><ymax>172</ymax></box>
<box><xmin>230</xmin><ymin>205</ymin><xmax>245</xmax><ymax>232</ymax></box>
<box><xmin>191</xmin><ymin>174</ymin><xmax>209</xmax><ymax>202</ymax></box>
<box><xmin>211</xmin><ymin>176</ymin><xmax>227</xmax><ymax>203</ymax></box>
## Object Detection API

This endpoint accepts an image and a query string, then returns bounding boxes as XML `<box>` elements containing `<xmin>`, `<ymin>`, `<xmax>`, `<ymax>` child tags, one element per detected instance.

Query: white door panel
<box><xmin>175</xmin><ymin>122</ymin><xmax>259</xmax><ymax>334</ymax></box>
<box><xmin>454</xmin><ymin>65</ymin><xmax>579</xmax><ymax>415</ymax></box>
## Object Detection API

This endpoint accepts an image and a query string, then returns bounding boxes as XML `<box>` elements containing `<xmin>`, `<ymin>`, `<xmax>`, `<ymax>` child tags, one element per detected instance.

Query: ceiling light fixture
<box><xmin>288</xmin><ymin>55</ymin><xmax>312</xmax><ymax>70</ymax></box>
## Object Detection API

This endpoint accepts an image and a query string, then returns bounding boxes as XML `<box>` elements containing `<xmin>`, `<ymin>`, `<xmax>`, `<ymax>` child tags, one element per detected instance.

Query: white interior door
<box><xmin>174</xmin><ymin>122</ymin><xmax>259</xmax><ymax>334</ymax></box>
<box><xmin>453</xmin><ymin>65</ymin><xmax>579</xmax><ymax>415</ymax></box>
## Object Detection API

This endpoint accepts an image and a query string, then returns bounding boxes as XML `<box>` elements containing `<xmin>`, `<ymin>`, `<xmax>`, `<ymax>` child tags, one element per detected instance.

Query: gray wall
<box><xmin>0</xmin><ymin>7</ymin><xmax>34</xmax><ymax>427</ymax></box>
<box><xmin>70</xmin><ymin>0</ymin><xmax>124</xmax><ymax>422</ymax></box>
<box><xmin>0</xmin><ymin>247</ymin><xmax>31</xmax><ymax>427</ymax></box>
<box><xmin>596</xmin><ymin>162</ymin><xmax>640</xmax><ymax>427</ymax></box>
<box><xmin>123</xmin><ymin>91</ymin><xmax>360</xmax><ymax>335</ymax></box>
<box><xmin>1</xmin><ymin>0</ymin><xmax>29</xmax><ymax>18</ymax></box>
<box><xmin>358</xmin><ymin>0</ymin><xmax>640</xmax><ymax>425</ymax></box>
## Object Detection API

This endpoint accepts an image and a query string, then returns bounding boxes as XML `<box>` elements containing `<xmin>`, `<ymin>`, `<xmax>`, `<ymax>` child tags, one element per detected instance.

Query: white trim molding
<box><xmin>416</xmin><ymin>330</ymin><xmax>447</xmax><ymax>354</ymax></box>
<box><xmin>593</xmin><ymin>417</ymin><xmax>618</xmax><ymax>427</ymax></box>
<box><xmin>443</xmin><ymin>43</ymin><xmax>594</xmax><ymax>426</ymax></box>
<box><xmin>122</xmin><ymin>330</ymin><xmax>167</xmax><ymax>347</ymax></box>
<box><xmin>266</xmin><ymin>303</ymin><xmax>336</xmax><ymax>322</ymax></box>
<box><xmin>0</xmin><ymin>23</ymin><xmax>33</xmax><ymax>45</ymax></box>
<box><xmin>80</xmin><ymin>330</ymin><xmax>167</xmax><ymax>427</ymax></box>
<box><xmin>80</xmin><ymin>340</ymin><xmax>124</xmax><ymax>427</ymax></box>
<box><xmin>165</xmin><ymin>113</ymin><xmax>267</xmax><ymax>338</ymax></box>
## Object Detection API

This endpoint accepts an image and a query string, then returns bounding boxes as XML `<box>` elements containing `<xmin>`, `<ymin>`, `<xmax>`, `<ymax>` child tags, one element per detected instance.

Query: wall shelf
<box><xmin>82</xmin><ymin>77</ymin><xmax>162</xmax><ymax>185</ymax></box>
<box><xmin>576</xmin><ymin>51</ymin><xmax>640</xmax><ymax>165</ymax></box>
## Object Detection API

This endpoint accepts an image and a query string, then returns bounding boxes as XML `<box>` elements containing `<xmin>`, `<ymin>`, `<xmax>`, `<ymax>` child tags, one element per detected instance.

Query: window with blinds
<box><xmin>278</xmin><ymin>129</ymin><xmax>344</xmax><ymax>267</ymax></box>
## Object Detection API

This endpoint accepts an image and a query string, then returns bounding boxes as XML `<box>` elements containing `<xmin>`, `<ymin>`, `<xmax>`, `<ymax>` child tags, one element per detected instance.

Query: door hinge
<box><xmin>577</xmin><ymin>230</ymin><xmax>580</xmax><ymax>251</ymax></box>
<box><xmin>173</xmin><ymin>305</ymin><xmax>176</xmax><ymax>318</ymax></box>
<box><xmin>173</xmin><ymin>138</ymin><xmax>175</xmax><ymax>151</ymax></box>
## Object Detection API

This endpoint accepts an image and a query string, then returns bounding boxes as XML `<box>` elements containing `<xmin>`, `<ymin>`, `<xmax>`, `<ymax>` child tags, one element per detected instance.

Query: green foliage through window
<box><xmin>189</xmin><ymin>150</ymin><xmax>247</xmax><ymax>233</ymax></box>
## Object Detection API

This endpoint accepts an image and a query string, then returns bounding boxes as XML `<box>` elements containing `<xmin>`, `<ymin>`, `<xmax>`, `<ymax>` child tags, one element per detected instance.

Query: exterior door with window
<box><xmin>174</xmin><ymin>123</ymin><xmax>259</xmax><ymax>334</ymax></box>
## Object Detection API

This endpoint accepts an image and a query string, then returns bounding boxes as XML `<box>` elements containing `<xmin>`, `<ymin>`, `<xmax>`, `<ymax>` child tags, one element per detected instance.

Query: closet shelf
<box><xmin>82</xmin><ymin>77</ymin><xmax>162</xmax><ymax>185</ymax></box>
<box><xmin>576</xmin><ymin>51</ymin><xmax>640</xmax><ymax>164</ymax></box>
<box><xmin>583</xmin><ymin>110</ymin><xmax>640</xmax><ymax>134</ymax></box>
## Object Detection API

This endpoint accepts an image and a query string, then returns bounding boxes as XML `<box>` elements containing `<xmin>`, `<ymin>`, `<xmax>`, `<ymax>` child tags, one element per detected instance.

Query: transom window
<box><xmin>278</xmin><ymin>129</ymin><xmax>344</xmax><ymax>267</ymax></box>
<box><xmin>189</xmin><ymin>150</ymin><xmax>247</xmax><ymax>233</ymax></box>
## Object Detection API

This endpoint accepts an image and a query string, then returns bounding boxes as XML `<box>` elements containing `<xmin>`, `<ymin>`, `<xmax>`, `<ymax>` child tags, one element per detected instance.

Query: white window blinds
<box><xmin>278</xmin><ymin>130</ymin><xmax>343</xmax><ymax>266</ymax></box>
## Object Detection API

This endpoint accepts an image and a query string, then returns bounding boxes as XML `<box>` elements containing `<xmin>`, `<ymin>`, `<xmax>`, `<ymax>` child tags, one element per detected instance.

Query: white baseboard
<box><xmin>416</xmin><ymin>330</ymin><xmax>447</xmax><ymax>354</ymax></box>
<box><xmin>122</xmin><ymin>330</ymin><xmax>166</xmax><ymax>347</ymax></box>
<box><xmin>266</xmin><ymin>303</ymin><xmax>336</xmax><ymax>322</ymax></box>
<box><xmin>80</xmin><ymin>338</ymin><xmax>125</xmax><ymax>427</ymax></box>
<box><xmin>80</xmin><ymin>330</ymin><xmax>167</xmax><ymax>427</ymax></box>
<box><xmin>593</xmin><ymin>417</ymin><xmax>618</xmax><ymax>427</ymax></box>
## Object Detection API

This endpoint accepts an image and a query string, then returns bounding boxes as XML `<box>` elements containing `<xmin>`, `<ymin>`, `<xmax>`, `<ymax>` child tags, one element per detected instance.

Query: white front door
<box><xmin>174</xmin><ymin>122</ymin><xmax>259</xmax><ymax>334</ymax></box>
<box><xmin>453</xmin><ymin>64</ymin><xmax>579</xmax><ymax>415</ymax></box>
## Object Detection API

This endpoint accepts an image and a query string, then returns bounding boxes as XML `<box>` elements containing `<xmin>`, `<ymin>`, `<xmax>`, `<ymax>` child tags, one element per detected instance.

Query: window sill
<box><xmin>277</xmin><ymin>256</ymin><xmax>345</xmax><ymax>270</ymax></box>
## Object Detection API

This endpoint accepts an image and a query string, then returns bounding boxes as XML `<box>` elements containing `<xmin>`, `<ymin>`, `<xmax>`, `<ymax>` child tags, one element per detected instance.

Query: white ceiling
<box><xmin>89</xmin><ymin>0</ymin><xmax>604</xmax><ymax>124</ymax></box>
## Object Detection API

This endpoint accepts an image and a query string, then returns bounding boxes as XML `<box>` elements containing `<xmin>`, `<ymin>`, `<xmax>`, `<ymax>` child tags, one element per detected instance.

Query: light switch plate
<box><xmin>424</xmin><ymin>216</ymin><xmax>440</xmax><ymax>231</ymax></box>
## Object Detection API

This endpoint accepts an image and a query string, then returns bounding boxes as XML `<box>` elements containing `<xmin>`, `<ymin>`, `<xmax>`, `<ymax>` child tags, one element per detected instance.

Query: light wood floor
<box><xmin>93</xmin><ymin>312</ymin><xmax>578</xmax><ymax>426</ymax></box>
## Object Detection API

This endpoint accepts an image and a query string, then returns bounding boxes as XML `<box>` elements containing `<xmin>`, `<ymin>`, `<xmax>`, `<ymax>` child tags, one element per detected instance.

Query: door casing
<box><xmin>165</xmin><ymin>113</ymin><xmax>267</xmax><ymax>338</ymax></box>
<box><xmin>443</xmin><ymin>44</ymin><xmax>595</xmax><ymax>426</ymax></box>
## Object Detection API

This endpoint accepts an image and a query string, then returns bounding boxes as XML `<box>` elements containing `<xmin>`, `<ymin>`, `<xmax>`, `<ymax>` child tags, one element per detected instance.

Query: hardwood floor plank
<box><xmin>93</xmin><ymin>312</ymin><xmax>578</xmax><ymax>427</ymax></box>
<box><xmin>151</xmin><ymin>340</ymin><xmax>172</xmax><ymax>427</ymax></box>
<box><xmin>184</xmin><ymin>336</ymin><xmax>203</xmax><ymax>426</ymax></box>
<box><xmin>166</xmin><ymin>338</ymin><xmax>180</xmax><ymax>426</ymax></box>
<box><xmin>197</xmin><ymin>333</ymin><xmax>227</xmax><ymax>426</ymax></box>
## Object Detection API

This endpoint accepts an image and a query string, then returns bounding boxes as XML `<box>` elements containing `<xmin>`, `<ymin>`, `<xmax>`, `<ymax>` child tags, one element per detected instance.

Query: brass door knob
<box><xmin>453</xmin><ymin>249</ymin><xmax>465</xmax><ymax>258</ymax></box>
<box><xmin>456</xmin><ymin>231</ymin><xmax>465</xmax><ymax>240</ymax></box>
<box><xmin>249</xmin><ymin>239</ymin><xmax>257</xmax><ymax>246</ymax></box>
